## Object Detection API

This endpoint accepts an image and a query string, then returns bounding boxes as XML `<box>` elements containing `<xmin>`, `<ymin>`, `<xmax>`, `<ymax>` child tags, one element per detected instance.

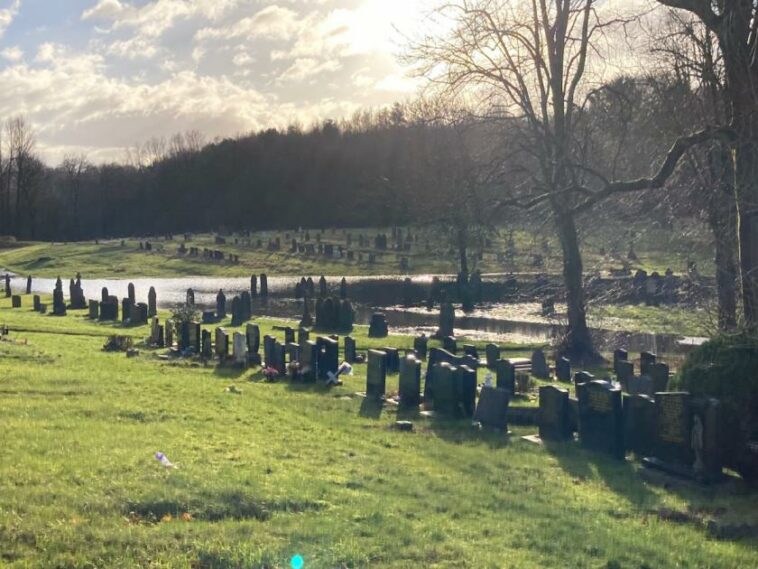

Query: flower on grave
<box><xmin>263</xmin><ymin>366</ymin><xmax>279</xmax><ymax>380</ymax></box>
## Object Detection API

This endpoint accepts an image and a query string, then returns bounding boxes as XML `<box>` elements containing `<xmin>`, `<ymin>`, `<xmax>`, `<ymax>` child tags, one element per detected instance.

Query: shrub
<box><xmin>676</xmin><ymin>331</ymin><xmax>758</xmax><ymax>482</ymax></box>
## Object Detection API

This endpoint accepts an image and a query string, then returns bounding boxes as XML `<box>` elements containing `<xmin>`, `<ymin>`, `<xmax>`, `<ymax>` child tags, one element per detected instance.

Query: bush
<box><xmin>170</xmin><ymin>302</ymin><xmax>200</xmax><ymax>325</ymax></box>
<box><xmin>676</xmin><ymin>332</ymin><xmax>758</xmax><ymax>482</ymax></box>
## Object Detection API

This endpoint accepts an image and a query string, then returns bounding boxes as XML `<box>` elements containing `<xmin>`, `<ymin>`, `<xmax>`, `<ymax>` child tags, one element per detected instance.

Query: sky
<box><xmin>0</xmin><ymin>0</ymin><xmax>657</xmax><ymax>165</ymax></box>
<box><xmin>0</xmin><ymin>0</ymin><xmax>440</xmax><ymax>164</ymax></box>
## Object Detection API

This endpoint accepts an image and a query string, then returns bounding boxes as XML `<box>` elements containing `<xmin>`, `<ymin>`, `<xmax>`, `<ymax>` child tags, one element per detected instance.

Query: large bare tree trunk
<box><xmin>555</xmin><ymin>209</ymin><xmax>598</xmax><ymax>363</ymax></box>
<box><xmin>734</xmin><ymin>131</ymin><xmax>758</xmax><ymax>327</ymax></box>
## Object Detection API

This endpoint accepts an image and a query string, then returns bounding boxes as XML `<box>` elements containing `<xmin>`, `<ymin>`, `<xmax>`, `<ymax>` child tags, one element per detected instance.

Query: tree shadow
<box><xmin>424</xmin><ymin>411</ymin><xmax>512</xmax><ymax>449</ymax></box>
<box><xmin>359</xmin><ymin>397</ymin><xmax>384</xmax><ymax>419</ymax></box>
<box><xmin>543</xmin><ymin>439</ymin><xmax>658</xmax><ymax>506</ymax></box>
<box><xmin>213</xmin><ymin>365</ymin><xmax>249</xmax><ymax>380</ymax></box>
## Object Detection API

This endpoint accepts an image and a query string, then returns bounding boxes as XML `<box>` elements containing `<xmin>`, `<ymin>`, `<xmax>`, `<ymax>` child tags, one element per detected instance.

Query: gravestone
<box><xmin>644</xmin><ymin>393</ymin><xmax>725</xmax><ymax>482</ymax></box>
<box><xmin>88</xmin><ymin>300</ymin><xmax>99</xmax><ymax>319</ymax></box>
<box><xmin>613</xmin><ymin>348</ymin><xmax>628</xmax><ymax>376</ymax></box>
<box><xmin>413</xmin><ymin>334</ymin><xmax>428</xmax><ymax>359</ymax></box>
<box><xmin>11</xmin><ymin>295</ymin><xmax>21</xmax><ymax>308</ymax></box>
<box><xmin>368</xmin><ymin>313</ymin><xmax>388</xmax><ymax>338</ymax></box>
<box><xmin>437</xmin><ymin>302</ymin><xmax>455</xmax><ymax>338</ymax></box>
<box><xmin>398</xmin><ymin>354</ymin><xmax>421</xmax><ymax>407</ymax></box>
<box><xmin>344</xmin><ymin>336</ymin><xmax>357</xmax><ymax>364</ymax></box>
<box><xmin>366</xmin><ymin>349</ymin><xmax>387</xmax><ymax>399</ymax></box>
<box><xmin>201</xmin><ymin>330</ymin><xmax>212</xmax><ymax>359</ymax></box>
<box><xmin>616</xmin><ymin>360</ymin><xmax>634</xmax><ymax>392</ymax></box>
<box><xmin>284</xmin><ymin>326</ymin><xmax>296</xmax><ymax>346</ymax></box>
<box><xmin>627</xmin><ymin>374</ymin><xmax>654</xmax><ymax>397</ymax></box>
<box><xmin>245</xmin><ymin>324</ymin><xmax>260</xmax><ymax>357</ymax></box>
<box><xmin>577</xmin><ymin>381</ymin><xmax>624</xmax><ymax>459</ymax></box>
<box><xmin>649</xmin><ymin>362</ymin><xmax>670</xmax><ymax>393</ymax></box>
<box><xmin>556</xmin><ymin>357</ymin><xmax>571</xmax><ymax>382</ymax></box>
<box><xmin>458</xmin><ymin>365</ymin><xmax>477</xmax><ymax>418</ymax></box>
<box><xmin>259</xmin><ymin>273</ymin><xmax>268</xmax><ymax>297</ymax></box>
<box><xmin>298</xmin><ymin>327</ymin><xmax>310</xmax><ymax>345</ymax></box>
<box><xmin>148</xmin><ymin>287</ymin><xmax>157</xmax><ymax>317</ymax></box>
<box><xmin>640</xmin><ymin>351</ymin><xmax>656</xmax><ymax>376</ymax></box>
<box><xmin>463</xmin><ymin>344</ymin><xmax>478</xmax><ymax>360</ymax></box>
<box><xmin>3</xmin><ymin>273</ymin><xmax>9</xmax><ymax>297</ymax></box>
<box><xmin>319</xmin><ymin>276</ymin><xmax>328</xmax><ymax>298</ymax></box>
<box><xmin>285</xmin><ymin>342</ymin><xmax>300</xmax><ymax>363</ymax></box>
<box><xmin>531</xmin><ymin>349</ymin><xmax>550</xmax><ymax>379</ymax></box>
<box><xmin>233</xmin><ymin>332</ymin><xmax>248</xmax><ymax>366</ymax></box>
<box><xmin>101</xmin><ymin>287</ymin><xmax>109</xmax><ymax>303</ymax></box>
<box><xmin>442</xmin><ymin>336</ymin><xmax>457</xmax><ymax>353</ymax></box>
<box><xmin>53</xmin><ymin>288</ymin><xmax>67</xmax><ymax>316</ymax></box>
<box><xmin>128</xmin><ymin>282</ymin><xmax>136</xmax><ymax>304</ymax></box>
<box><xmin>216</xmin><ymin>290</ymin><xmax>227</xmax><ymax>319</ymax></box>
<box><xmin>121</xmin><ymin>298</ymin><xmax>132</xmax><ymax>323</ymax></box>
<box><xmin>26</xmin><ymin>275</ymin><xmax>32</xmax><ymax>294</ymax></box>
<box><xmin>270</xmin><ymin>341</ymin><xmax>287</xmax><ymax>375</ymax></box>
<box><xmin>33</xmin><ymin>295</ymin><xmax>41</xmax><ymax>312</ymax></box>
<box><xmin>539</xmin><ymin>385</ymin><xmax>573</xmax><ymax>441</ymax></box>
<box><xmin>299</xmin><ymin>341</ymin><xmax>319</xmax><ymax>382</ymax></box>
<box><xmin>574</xmin><ymin>371</ymin><xmax>594</xmax><ymax>385</ymax></box>
<box><xmin>623</xmin><ymin>394</ymin><xmax>656</xmax><ymax>456</ymax></box>
<box><xmin>485</xmin><ymin>343</ymin><xmax>500</xmax><ymax>369</ymax></box>
<box><xmin>165</xmin><ymin>320</ymin><xmax>174</xmax><ymax>348</ymax></box>
<box><xmin>250</xmin><ymin>274</ymin><xmax>258</xmax><ymax>296</ymax></box>
<box><xmin>474</xmin><ymin>386</ymin><xmax>511</xmax><ymax>431</ymax></box>
<box><xmin>317</xmin><ymin>336</ymin><xmax>339</xmax><ymax>380</ymax></box>
<box><xmin>131</xmin><ymin>303</ymin><xmax>148</xmax><ymax>325</ymax></box>
<box><xmin>215</xmin><ymin>328</ymin><xmax>229</xmax><ymax>361</ymax></box>
<box><xmin>300</xmin><ymin>298</ymin><xmax>313</xmax><ymax>327</ymax></box>
<box><xmin>263</xmin><ymin>335</ymin><xmax>275</xmax><ymax>367</ymax></box>
<box><xmin>496</xmin><ymin>359</ymin><xmax>516</xmax><ymax>394</ymax></box>
<box><xmin>186</xmin><ymin>288</ymin><xmax>195</xmax><ymax>306</ymax></box>
<box><xmin>383</xmin><ymin>347</ymin><xmax>400</xmax><ymax>374</ymax></box>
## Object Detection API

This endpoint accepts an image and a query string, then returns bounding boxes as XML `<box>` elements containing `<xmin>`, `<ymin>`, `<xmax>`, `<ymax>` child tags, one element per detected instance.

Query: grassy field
<box><xmin>0</xmin><ymin>220</ymin><xmax>716</xmax><ymax>279</ymax></box>
<box><xmin>1</xmin><ymin>295</ymin><xmax>757</xmax><ymax>568</ymax></box>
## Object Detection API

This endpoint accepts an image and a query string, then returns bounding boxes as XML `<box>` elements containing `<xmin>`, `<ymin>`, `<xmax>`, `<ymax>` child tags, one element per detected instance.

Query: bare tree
<box><xmin>61</xmin><ymin>154</ymin><xmax>90</xmax><ymax>241</ymax></box>
<box><xmin>655</xmin><ymin>0</ymin><xmax>758</xmax><ymax>328</ymax></box>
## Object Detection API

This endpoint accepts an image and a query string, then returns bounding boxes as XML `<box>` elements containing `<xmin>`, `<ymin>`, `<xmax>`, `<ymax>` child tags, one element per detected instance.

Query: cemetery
<box><xmin>2</xmin><ymin>0</ymin><xmax>758</xmax><ymax>565</ymax></box>
<box><xmin>1</xmin><ymin>266</ymin><xmax>758</xmax><ymax>567</ymax></box>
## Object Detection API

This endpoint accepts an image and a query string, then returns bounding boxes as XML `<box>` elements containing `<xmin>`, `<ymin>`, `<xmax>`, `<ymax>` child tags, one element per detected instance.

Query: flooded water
<box><xmin>2</xmin><ymin>271</ymin><xmax>706</xmax><ymax>355</ymax></box>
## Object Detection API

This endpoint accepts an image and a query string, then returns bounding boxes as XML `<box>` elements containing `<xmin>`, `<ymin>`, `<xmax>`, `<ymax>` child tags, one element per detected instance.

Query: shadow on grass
<box><xmin>213</xmin><ymin>365</ymin><xmax>248</xmax><ymax>380</ymax></box>
<box><xmin>426</xmin><ymin>413</ymin><xmax>512</xmax><ymax>449</ymax></box>
<box><xmin>359</xmin><ymin>397</ymin><xmax>384</xmax><ymax>419</ymax></box>
<box><xmin>543</xmin><ymin>439</ymin><xmax>658</xmax><ymax>506</ymax></box>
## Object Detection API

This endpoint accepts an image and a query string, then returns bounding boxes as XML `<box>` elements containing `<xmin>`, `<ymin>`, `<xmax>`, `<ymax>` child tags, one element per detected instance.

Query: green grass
<box><xmin>0</xmin><ymin>220</ymin><xmax>716</xmax><ymax>279</ymax></box>
<box><xmin>2</xmin><ymin>296</ymin><xmax>756</xmax><ymax>568</ymax></box>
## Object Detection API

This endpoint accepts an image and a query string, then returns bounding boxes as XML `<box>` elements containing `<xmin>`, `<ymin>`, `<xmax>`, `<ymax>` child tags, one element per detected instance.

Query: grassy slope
<box><xmin>1</xmin><ymin>297</ymin><xmax>756</xmax><ymax>568</ymax></box>
<box><xmin>0</xmin><ymin>221</ymin><xmax>716</xmax><ymax>279</ymax></box>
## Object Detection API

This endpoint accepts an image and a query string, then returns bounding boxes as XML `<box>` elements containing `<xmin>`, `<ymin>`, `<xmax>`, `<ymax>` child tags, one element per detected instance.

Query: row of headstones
<box><xmin>294</xmin><ymin>276</ymin><xmax>348</xmax><ymax>300</ymax></box>
<box><xmin>363</xmin><ymin>346</ymin><xmax>511</xmax><ymax>430</ymax></box>
<box><xmin>314</xmin><ymin>297</ymin><xmax>354</xmax><ymax>331</ymax></box>
<box><xmin>84</xmin><ymin>285</ymin><xmax>158</xmax><ymax>324</ymax></box>
<box><xmin>538</xmin><ymin>382</ymin><xmax>722</xmax><ymax>482</ymax></box>
<box><xmin>611</xmin><ymin>349</ymin><xmax>671</xmax><ymax>397</ymax></box>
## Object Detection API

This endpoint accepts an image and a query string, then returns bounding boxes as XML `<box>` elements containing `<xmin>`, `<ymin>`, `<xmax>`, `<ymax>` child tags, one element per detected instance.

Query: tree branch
<box><xmin>571</xmin><ymin>125</ymin><xmax>734</xmax><ymax>214</ymax></box>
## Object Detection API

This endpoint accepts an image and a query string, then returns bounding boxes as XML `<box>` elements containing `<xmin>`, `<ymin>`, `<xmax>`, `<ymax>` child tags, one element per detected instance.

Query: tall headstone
<box><xmin>485</xmin><ymin>343</ymin><xmax>500</xmax><ymax>369</ymax></box>
<box><xmin>26</xmin><ymin>275</ymin><xmax>32</xmax><ymax>295</ymax></box>
<box><xmin>317</xmin><ymin>336</ymin><xmax>339</xmax><ymax>380</ymax></box>
<box><xmin>413</xmin><ymin>334</ymin><xmax>428</xmax><ymax>359</ymax></box>
<box><xmin>186</xmin><ymin>288</ymin><xmax>195</xmax><ymax>306</ymax></box>
<box><xmin>4</xmin><ymin>273</ymin><xmax>10</xmax><ymax>297</ymax></box>
<box><xmin>299</xmin><ymin>341</ymin><xmax>318</xmax><ymax>382</ymax></box>
<box><xmin>623</xmin><ymin>393</ymin><xmax>656</xmax><ymax>456</ymax></box>
<box><xmin>101</xmin><ymin>287</ymin><xmax>109</xmax><ymax>303</ymax></box>
<box><xmin>577</xmin><ymin>381</ymin><xmax>624</xmax><ymax>459</ymax></box>
<box><xmin>649</xmin><ymin>362</ymin><xmax>670</xmax><ymax>393</ymax></box>
<box><xmin>344</xmin><ymin>336</ymin><xmax>357</xmax><ymax>364</ymax></box>
<box><xmin>613</xmin><ymin>348</ymin><xmax>628</xmax><ymax>376</ymax></box>
<box><xmin>128</xmin><ymin>282</ymin><xmax>136</xmax><ymax>304</ymax></box>
<box><xmin>233</xmin><ymin>332</ymin><xmax>248</xmax><ymax>366</ymax></box>
<box><xmin>216</xmin><ymin>290</ymin><xmax>227</xmax><ymax>319</ymax></box>
<box><xmin>437</xmin><ymin>302</ymin><xmax>455</xmax><ymax>338</ymax></box>
<box><xmin>215</xmin><ymin>328</ymin><xmax>229</xmax><ymax>361</ymax></box>
<box><xmin>201</xmin><ymin>330</ymin><xmax>212</xmax><ymax>359</ymax></box>
<box><xmin>88</xmin><ymin>300</ymin><xmax>99</xmax><ymax>319</ymax></box>
<box><xmin>319</xmin><ymin>276</ymin><xmax>328</xmax><ymax>298</ymax></box>
<box><xmin>556</xmin><ymin>357</ymin><xmax>571</xmax><ymax>382</ymax></box>
<box><xmin>640</xmin><ymin>351</ymin><xmax>656</xmax><ymax>376</ymax></box>
<box><xmin>616</xmin><ymin>360</ymin><xmax>634</xmax><ymax>392</ymax></box>
<box><xmin>531</xmin><ymin>349</ymin><xmax>550</xmax><ymax>379</ymax></box>
<box><xmin>366</xmin><ymin>349</ymin><xmax>387</xmax><ymax>399</ymax></box>
<box><xmin>259</xmin><ymin>273</ymin><xmax>268</xmax><ymax>297</ymax></box>
<box><xmin>383</xmin><ymin>347</ymin><xmax>400</xmax><ymax>374</ymax></box>
<box><xmin>398</xmin><ymin>354</ymin><xmax>421</xmax><ymax>407</ymax></box>
<box><xmin>496</xmin><ymin>359</ymin><xmax>516</xmax><ymax>394</ymax></box>
<box><xmin>147</xmin><ymin>286</ymin><xmax>157</xmax><ymax>317</ymax></box>
<box><xmin>340</xmin><ymin>277</ymin><xmax>348</xmax><ymax>299</ymax></box>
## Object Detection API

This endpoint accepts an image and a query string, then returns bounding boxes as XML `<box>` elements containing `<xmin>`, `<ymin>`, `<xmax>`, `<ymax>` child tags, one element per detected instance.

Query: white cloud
<box><xmin>280</xmin><ymin>57</ymin><xmax>341</xmax><ymax>82</ymax></box>
<box><xmin>0</xmin><ymin>0</ymin><xmax>20</xmax><ymax>39</ymax></box>
<box><xmin>196</xmin><ymin>5</ymin><xmax>300</xmax><ymax>42</ymax></box>
<box><xmin>82</xmin><ymin>0</ymin><xmax>125</xmax><ymax>21</ymax></box>
<box><xmin>1</xmin><ymin>45</ymin><xmax>23</xmax><ymax>62</ymax></box>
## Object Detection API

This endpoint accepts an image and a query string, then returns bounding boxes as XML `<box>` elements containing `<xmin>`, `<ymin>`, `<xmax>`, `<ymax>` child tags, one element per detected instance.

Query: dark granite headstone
<box><xmin>616</xmin><ymin>360</ymin><xmax>634</xmax><ymax>392</ymax></box>
<box><xmin>11</xmin><ymin>295</ymin><xmax>21</xmax><ymax>308</ymax></box>
<box><xmin>383</xmin><ymin>347</ymin><xmax>400</xmax><ymax>374</ymax></box>
<box><xmin>246</xmin><ymin>324</ymin><xmax>260</xmax><ymax>355</ymax></box>
<box><xmin>463</xmin><ymin>344</ymin><xmax>478</xmax><ymax>360</ymax></box>
<box><xmin>485</xmin><ymin>343</ymin><xmax>500</xmax><ymax>369</ymax></box>
<box><xmin>316</xmin><ymin>336</ymin><xmax>339</xmax><ymax>380</ymax></box>
<box><xmin>474</xmin><ymin>386</ymin><xmax>510</xmax><ymax>431</ymax></box>
<box><xmin>215</xmin><ymin>328</ymin><xmax>229</xmax><ymax>360</ymax></box>
<box><xmin>413</xmin><ymin>335</ymin><xmax>428</xmax><ymax>359</ymax></box>
<box><xmin>577</xmin><ymin>381</ymin><xmax>624</xmax><ymax>459</ymax></box>
<box><xmin>640</xmin><ymin>351</ymin><xmax>656</xmax><ymax>376</ymax></box>
<box><xmin>344</xmin><ymin>336</ymin><xmax>357</xmax><ymax>363</ymax></box>
<box><xmin>649</xmin><ymin>362</ymin><xmax>670</xmax><ymax>393</ymax></box>
<box><xmin>496</xmin><ymin>359</ymin><xmax>516</xmax><ymax>394</ymax></box>
<box><xmin>398</xmin><ymin>354</ymin><xmax>421</xmax><ymax>407</ymax></box>
<box><xmin>554</xmin><ymin>357</ymin><xmax>570</xmax><ymax>382</ymax></box>
<box><xmin>442</xmin><ymin>336</ymin><xmax>457</xmax><ymax>353</ymax></box>
<box><xmin>88</xmin><ymin>300</ymin><xmax>99</xmax><ymax>319</ymax></box>
<box><xmin>202</xmin><ymin>330</ymin><xmax>212</xmax><ymax>359</ymax></box>
<box><xmin>623</xmin><ymin>393</ymin><xmax>656</xmax><ymax>456</ymax></box>
<box><xmin>33</xmin><ymin>295</ymin><xmax>41</xmax><ymax>312</ymax></box>
<box><xmin>366</xmin><ymin>349</ymin><xmax>387</xmax><ymax>399</ymax></box>
<box><xmin>613</xmin><ymin>348</ymin><xmax>628</xmax><ymax>376</ymax></box>
<box><xmin>539</xmin><ymin>385</ymin><xmax>573</xmax><ymax>441</ymax></box>
<box><xmin>531</xmin><ymin>349</ymin><xmax>550</xmax><ymax>379</ymax></box>
<box><xmin>368</xmin><ymin>313</ymin><xmax>388</xmax><ymax>338</ymax></box>
<box><xmin>148</xmin><ymin>286</ymin><xmax>157</xmax><ymax>318</ymax></box>
<box><xmin>458</xmin><ymin>365</ymin><xmax>477</xmax><ymax>418</ymax></box>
